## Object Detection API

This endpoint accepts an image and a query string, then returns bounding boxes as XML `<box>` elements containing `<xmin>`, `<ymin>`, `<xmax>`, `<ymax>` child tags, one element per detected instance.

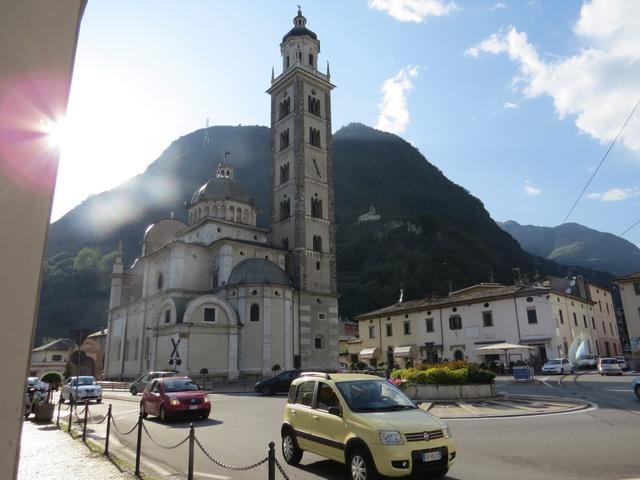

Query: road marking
<box><xmin>445</xmin><ymin>400</ymin><xmax>598</xmax><ymax>422</ymax></box>
<box><xmin>194</xmin><ymin>472</ymin><xmax>231</xmax><ymax>479</ymax></box>
<box><xmin>540</xmin><ymin>376</ymin><xmax>553</xmax><ymax>387</ymax></box>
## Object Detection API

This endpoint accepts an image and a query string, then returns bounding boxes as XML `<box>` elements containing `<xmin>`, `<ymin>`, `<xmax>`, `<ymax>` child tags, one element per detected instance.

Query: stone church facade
<box><xmin>104</xmin><ymin>10</ymin><xmax>339</xmax><ymax>380</ymax></box>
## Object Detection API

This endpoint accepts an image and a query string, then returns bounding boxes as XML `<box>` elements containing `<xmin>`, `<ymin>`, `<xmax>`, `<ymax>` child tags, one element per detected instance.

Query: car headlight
<box><xmin>203</xmin><ymin>396</ymin><xmax>210</xmax><ymax>403</ymax></box>
<box><xmin>379</xmin><ymin>430</ymin><xmax>403</xmax><ymax>445</ymax></box>
<box><xmin>441</xmin><ymin>423</ymin><xmax>452</xmax><ymax>439</ymax></box>
<box><xmin>169</xmin><ymin>398</ymin><xmax>180</xmax><ymax>406</ymax></box>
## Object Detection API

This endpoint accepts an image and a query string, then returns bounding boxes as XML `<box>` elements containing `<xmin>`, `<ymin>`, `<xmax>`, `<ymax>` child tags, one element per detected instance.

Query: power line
<box><xmin>562</xmin><ymin>97</ymin><xmax>640</xmax><ymax>224</ymax></box>
<box><xmin>619</xmin><ymin>218</ymin><xmax>640</xmax><ymax>238</ymax></box>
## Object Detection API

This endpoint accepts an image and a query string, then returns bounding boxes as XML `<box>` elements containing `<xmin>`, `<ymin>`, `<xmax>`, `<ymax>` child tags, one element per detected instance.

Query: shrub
<box><xmin>41</xmin><ymin>372</ymin><xmax>62</xmax><ymax>386</ymax></box>
<box><xmin>467</xmin><ymin>364</ymin><xmax>496</xmax><ymax>383</ymax></box>
<box><xmin>392</xmin><ymin>363</ymin><xmax>495</xmax><ymax>385</ymax></box>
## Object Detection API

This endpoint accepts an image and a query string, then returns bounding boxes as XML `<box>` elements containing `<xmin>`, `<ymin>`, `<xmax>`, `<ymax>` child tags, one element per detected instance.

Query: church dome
<box><xmin>143</xmin><ymin>218</ymin><xmax>186</xmax><ymax>255</ymax></box>
<box><xmin>227</xmin><ymin>259</ymin><xmax>290</xmax><ymax>286</ymax></box>
<box><xmin>191</xmin><ymin>177</ymin><xmax>252</xmax><ymax>205</ymax></box>
<box><xmin>282</xmin><ymin>8</ymin><xmax>317</xmax><ymax>42</ymax></box>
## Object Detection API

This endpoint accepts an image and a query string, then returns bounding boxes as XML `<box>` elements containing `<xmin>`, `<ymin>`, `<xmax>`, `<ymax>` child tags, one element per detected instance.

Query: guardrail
<box><xmin>98</xmin><ymin>381</ymin><xmax>129</xmax><ymax>391</ymax></box>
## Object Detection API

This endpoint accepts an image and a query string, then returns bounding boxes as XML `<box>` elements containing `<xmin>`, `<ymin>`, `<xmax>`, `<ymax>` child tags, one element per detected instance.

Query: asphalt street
<box><xmin>66</xmin><ymin>372</ymin><xmax>640</xmax><ymax>480</ymax></box>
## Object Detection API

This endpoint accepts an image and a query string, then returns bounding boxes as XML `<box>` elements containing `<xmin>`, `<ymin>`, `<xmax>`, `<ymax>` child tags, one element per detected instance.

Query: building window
<box><xmin>134</xmin><ymin>337</ymin><xmax>139</xmax><ymax>361</ymax></box>
<box><xmin>605</xmin><ymin>303</ymin><xmax>610</xmax><ymax>314</ymax></box>
<box><xmin>52</xmin><ymin>354</ymin><xmax>62</xmax><ymax>362</ymax></box>
<box><xmin>308</xmin><ymin>53</ymin><xmax>314</xmax><ymax>66</ymax></box>
<box><xmin>449</xmin><ymin>315</ymin><xmax>462</xmax><ymax>330</ymax></box>
<box><xmin>212</xmin><ymin>274</ymin><xmax>218</xmax><ymax>289</ymax></box>
<box><xmin>591</xmin><ymin>317</ymin><xmax>595</xmax><ymax>329</ymax></box>
<box><xmin>280</xmin><ymin>129</ymin><xmax>290</xmax><ymax>150</ymax></box>
<box><xmin>279</xmin><ymin>96</ymin><xmax>291</xmax><ymax>120</ymax></box>
<box><xmin>426</xmin><ymin>318</ymin><xmax>434</xmax><ymax>332</ymax></box>
<box><xmin>634</xmin><ymin>282</ymin><xmax>640</xmax><ymax>295</ymax></box>
<box><xmin>598</xmin><ymin>300</ymin><xmax>602</xmax><ymax>312</ymax></box>
<box><xmin>482</xmin><ymin>311</ymin><xmax>493</xmax><ymax>327</ymax></box>
<box><xmin>318</xmin><ymin>313</ymin><xmax>326</xmax><ymax>320</ymax></box>
<box><xmin>602</xmin><ymin>321</ymin><xmax>606</xmax><ymax>333</ymax></box>
<box><xmin>610</xmin><ymin>323</ymin><xmax>614</xmax><ymax>335</ymax></box>
<box><xmin>280</xmin><ymin>163</ymin><xmax>290</xmax><ymax>184</ymax></box>
<box><xmin>527</xmin><ymin>309</ymin><xmax>538</xmax><ymax>324</ymax></box>
<box><xmin>309</xmin><ymin>127</ymin><xmax>321</xmax><ymax>147</ymax></box>
<box><xmin>403</xmin><ymin>321</ymin><xmax>411</xmax><ymax>335</ymax></box>
<box><xmin>279</xmin><ymin>198</ymin><xmax>290</xmax><ymax>221</ymax></box>
<box><xmin>583</xmin><ymin>315</ymin><xmax>587</xmax><ymax>328</ymax></box>
<box><xmin>573</xmin><ymin>312</ymin><xmax>578</xmax><ymax>326</ymax></box>
<box><xmin>368</xmin><ymin>326</ymin><xmax>375</xmax><ymax>339</ymax></box>
<box><xmin>386</xmin><ymin>324</ymin><xmax>393</xmax><ymax>336</ymax></box>
<box><xmin>559</xmin><ymin>310</ymin><xmax>564</xmax><ymax>324</ymax></box>
<box><xmin>312</xmin><ymin>235</ymin><xmax>323</xmax><ymax>252</ymax></box>
<box><xmin>157</xmin><ymin>272</ymin><xmax>164</xmax><ymax>291</ymax></box>
<box><xmin>311</xmin><ymin>197</ymin><xmax>323</xmax><ymax>218</ymax></box>
<box><xmin>250</xmin><ymin>304</ymin><xmax>260</xmax><ymax>322</ymax></box>
<box><xmin>316</xmin><ymin>261</ymin><xmax>320</xmax><ymax>270</ymax></box>
<box><xmin>314</xmin><ymin>336</ymin><xmax>324</xmax><ymax>349</ymax></box>
<box><xmin>563</xmin><ymin>338</ymin><xmax>568</xmax><ymax>356</ymax></box>
<box><xmin>204</xmin><ymin>307</ymin><xmax>216</xmax><ymax>323</ymax></box>
<box><xmin>164</xmin><ymin>310</ymin><xmax>171</xmax><ymax>324</ymax></box>
<box><xmin>286</xmin><ymin>56</ymin><xmax>290</xmax><ymax>68</ymax></box>
<box><xmin>307</xmin><ymin>95</ymin><xmax>321</xmax><ymax>116</ymax></box>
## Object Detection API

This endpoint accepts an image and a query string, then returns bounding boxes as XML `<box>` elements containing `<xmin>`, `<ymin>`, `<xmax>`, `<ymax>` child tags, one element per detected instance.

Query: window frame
<box><xmin>526</xmin><ymin>308</ymin><xmax>538</xmax><ymax>324</ymax></box>
<box><xmin>482</xmin><ymin>311</ymin><xmax>493</xmax><ymax>328</ymax></box>
<box><xmin>449</xmin><ymin>315</ymin><xmax>462</xmax><ymax>330</ymax></box>
<box><xmin>203</xmin><ymin>307</ymin><xmax>216</xmax><ymax>323</ymax></box>
<box><xmin>425</xmin><ymin>318</ymin><xmax>434</xmax><ymax>332</ymax></box>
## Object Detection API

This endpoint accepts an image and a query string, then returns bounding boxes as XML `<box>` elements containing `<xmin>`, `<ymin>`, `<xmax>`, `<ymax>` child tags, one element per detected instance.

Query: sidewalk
<box><xmin>18</xmin><ymin>419</ymin><xmax>132</xmax><ymax>480</ymax></box>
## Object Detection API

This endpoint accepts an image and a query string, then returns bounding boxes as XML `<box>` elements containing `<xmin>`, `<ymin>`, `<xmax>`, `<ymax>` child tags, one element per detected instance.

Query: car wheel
<box><xmin>281</xmin><ymin>430</ymin><xmax>303</xmax><ymax>465</ymax></box>
<box><xmin>159</xmin><ymin>405</ymin><xmax>167</xmax><ymax>422</ymax></box>
<box><xmin>140</xmin><ymin>403</ymin><xmax>148</xmax><ymax>419</ymax></box>
<box><xmin>634</xmin><ymin>385</ymin><xmax>640</xmax><ymax>401</ymax></box>
<box><xmin>262</xmin><ymin>386</ymin><xmax>272</xmax><ymax>396</ymax></box>
<box><xmin>200</xmin><ymin>412</ymin><xmax>209</xmax><ymax>420</ymax></box>
<box><xmin>96</xmin><ymin>398</ymin><xmax>102</xmax><ymax>404</ymax></box>
<box><xmin>130</xmin><ymin>387</ymin><xmax>138</xmax><ymax>396</ymax></box>
<box><xmin>347</xmin><ymin>447</ymin><xmax>378</xmax><ymax>480</ymax></box>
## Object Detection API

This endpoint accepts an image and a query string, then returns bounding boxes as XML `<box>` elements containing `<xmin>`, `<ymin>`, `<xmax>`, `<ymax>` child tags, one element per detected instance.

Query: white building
<box><xmin>355</xmin><ymin>278</ymin><xmax>620</xmax><ymax>369</ymax></box>
<box><xmin>614</xmin><ymin>272</ymin><xmax>640</xmax><ymax>368</ymax></box>
<box><xmin>104</xmin><ymin>10</ymin><xmax>339</xmax><ymax>380</ymax></box>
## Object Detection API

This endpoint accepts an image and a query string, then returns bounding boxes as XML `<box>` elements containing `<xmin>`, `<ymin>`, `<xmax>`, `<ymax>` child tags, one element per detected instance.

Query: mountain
<box><xmin>500</xmin><ymin>220</ymin><xmax>640</xmax><ymax>276</ymax></box>
<box><xmin>37</xmin><ymin>123</ymin><xmax>607</xmax><ymax>341</ymax></box>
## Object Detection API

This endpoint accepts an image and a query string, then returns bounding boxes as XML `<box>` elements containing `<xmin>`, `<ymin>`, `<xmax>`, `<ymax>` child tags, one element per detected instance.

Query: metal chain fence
<box><xmin>141</xmin><ymin>422</ymin><xmax>190</xmax><ymax>450</ymax></box>
<box><xmin>195</xmin><ymin>436</ymin><xmax>269</xmax><ymax>471</ymax></box>
<box><xmin>111</xmin><ymin>416</ymin><xmax>140</xmax><ymax>436</ymax></box>
<box><xmin>274</xmin><ymin>458</ymin><xmax>292</xmax><ymax>480</ymax></box>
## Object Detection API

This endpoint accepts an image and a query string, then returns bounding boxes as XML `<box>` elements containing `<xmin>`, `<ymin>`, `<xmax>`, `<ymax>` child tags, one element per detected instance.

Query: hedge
<box><xmin>391</xmin><ymin>363</ymin><xmax>495</xmax><ymax>385</ymax></box>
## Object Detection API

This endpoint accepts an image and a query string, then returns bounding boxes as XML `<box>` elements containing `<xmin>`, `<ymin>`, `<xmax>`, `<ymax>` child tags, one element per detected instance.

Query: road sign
<box><xmin>513</xmin><ymin>366</ymin><xmax>533</xmax><ymax>381</ymax></box>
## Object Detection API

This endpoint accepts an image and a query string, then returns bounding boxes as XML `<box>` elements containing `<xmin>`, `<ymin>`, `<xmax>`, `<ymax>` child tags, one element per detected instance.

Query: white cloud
<box><xmin>524</xmin><ymin>180</ymin><xmax>542</xmax><ymax>196</ymax></box>
<box><xmin>503</xmin><ymin>101</ymin><xmax>519</xmax><ymax>109</ymax></box>
<box><xmin>368</xmin><ymin>0</ymin><xmax>459</xmax><ymax>23</ymax></box>
<box><xmin>465</xmin><ymin>0</ymin><xmax>640</xmax><ymax>156</ymax></box>
<box><xmin>587</xmin><ymin>187</ymin><xmax>640</xmax><ymax>202</ymax></box>
<box><xmin>376</xmin><ymin>66</ymin><xmax>419</xmax><ymax>134</ymax></box>
<box><xmin>491</xmin><ymin>2</ymin><xmax>507</xmax><ymax>10</ymax></box>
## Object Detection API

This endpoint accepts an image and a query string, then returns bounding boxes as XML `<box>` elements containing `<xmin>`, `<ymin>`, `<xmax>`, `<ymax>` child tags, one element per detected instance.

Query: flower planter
<box><xmin>404</xmin><ymin>383</ymin><xmax>496</xmax><ymax>401</ymax></box>
<box><xmin>33</xmin><ymin>403</ymin><xmax>55</xmax><ymax>422</ymax></box>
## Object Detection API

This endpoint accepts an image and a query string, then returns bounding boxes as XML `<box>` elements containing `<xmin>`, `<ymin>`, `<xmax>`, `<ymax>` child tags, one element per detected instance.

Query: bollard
<box><xmin>188</xmin><ymin>423</ymin><xmax>195</xmax><ymax>480</ymax></box>
<box><xmin>82</xmin><ymin>401</ymin><xmax>89</xmax><ymax>442</ymax></box>
<box><xmin>268</xmin><ymin>441</ymin><xmax>275</xmax><ymax>480</ymax></box>
<box><xmin>68</xmin><ymin>401</ymin><xmax>73</xmax><ymax>433</ymax></box>
<box><xmin>56</xmin><ymin>398</ymin><xmax>62</xmax><ymax>427</ymax></box>
<box><xmin>135</xmin><ymin>413</ymin><xmax>143</xmax><ymax>477</ymax></box>
<box><xmin>104</xmin><ymin>404</ymin><xmax>112</xmax><ymax>457</ymax></box>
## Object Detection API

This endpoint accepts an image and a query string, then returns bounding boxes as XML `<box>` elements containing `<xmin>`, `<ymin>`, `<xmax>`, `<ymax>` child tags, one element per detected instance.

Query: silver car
<box><xmin>61</xmin><ymin>376</ymin><xmax>102</xmax><ymax>403</ymax></box>
<box><xmin>129</xmin><ymin>371</ymin><xmax>175</xmax><ymax>395</ymax></box>
<box><xmin>633</xmin><ymin>378</ymin><xmax>640</xmax><ymax>401</ymax></box>
<box><xmin>598</xmin><ymin>358</ymin><xmax>623</xmax><ymax>376</ymax></box>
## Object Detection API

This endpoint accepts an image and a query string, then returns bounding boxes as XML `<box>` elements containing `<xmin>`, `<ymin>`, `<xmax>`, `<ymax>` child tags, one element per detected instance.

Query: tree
<box><xmin>73</xmin><ymin>247</ymin><xmax>101</xmax><ymax>272</ymax></box>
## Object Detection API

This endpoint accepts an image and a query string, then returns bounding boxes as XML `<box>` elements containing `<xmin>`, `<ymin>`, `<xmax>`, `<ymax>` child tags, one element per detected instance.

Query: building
<box><xmin>355</xmin><ymin>278</ymin><xmax>621</xmax><ymax>369</ymax></box>
<box><xmin>357</xmin><ymin>205</ymin><xmax>381</xmax><ymax>223</ymax></box>
<box><xmin>613</xmin><ymin>272</ymin><xmax>640</xmax><ymax>368</ymax></box>
<box><xmin>104</xmin><ymin>10</ymin><xmax>339</xmax><ymax>380</ymax></box>
<box><xmin>29</xmin><ymin>338</ymin><xmax>75</xmax><ymax>379</ymax></box>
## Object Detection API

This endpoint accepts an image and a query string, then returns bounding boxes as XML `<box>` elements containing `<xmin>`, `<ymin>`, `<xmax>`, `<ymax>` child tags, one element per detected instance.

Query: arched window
<box><xmin>279</xmin><ymin>199</ymin><xmax>291</xmax><ymax>221</ymax></box>
<box><xmin>220</xmin><ymin>205</ymin><xmax>226</xmax><ymax>218</ymax></box>
<box><xmin>212</xmin><ymin>205</ymin><xmax>218</xmax><ymax>218</ymax></box>
<box><xmin>309</xmin><ymin>127</ymin><xmax>321</xmax><ymax>148</ymax></box>
<box><xmin>250</xmin><ymin>304</ymin><xmax>260</xmax><ymax>322</ymax></box>
<box><xmin>308</xmin><ymin>53</ymin><xmax>314</xmax><ymax>66</ymax></box>
<box><xmin>311</xmin><ymin>198</ymin><xmax>323</xmax><ymax>218</ymax></box>
<box><xmin>236</xmin><ymin>209</ymin><xmax>242</xmax><ymax>222</ymax></box>
<box><xmin>308</xmin><ymin>96</ymin><xmax>321</xmax><ymax>116</ymax></box>
<box><xmin>313</xmin><ymin>235</ymin><xmax>322</xmax><ymax>252</ymax></box>
<box><xmin>454</xmin><ymin>350</ymin><xmax>464</xmax><ymax>361</ymax></box>
<box><xmin>243</xmin><ymin>209</ymin><xmax>249</xmax><ymax>224</ymax></box>
<box><xmin>280</xmin><ymin>163</ymin><xmax>290</xmax><ymax>184</ymax></box>
<box><xmin>228</xmin><ymin>206</ymin><xmax>235</xmax><ymax>221</ymax></box>
<box><xmin>280</xmin><ymin>129</ymin><xmax>290</xmax><ymax>151</ymax></box>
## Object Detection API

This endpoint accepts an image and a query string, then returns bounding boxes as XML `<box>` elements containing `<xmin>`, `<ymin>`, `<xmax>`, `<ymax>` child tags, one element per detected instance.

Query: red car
<box><xmin>140</xmin><ymin>376</ymin><xmax>210</xmax><ymax>422</ymax></box>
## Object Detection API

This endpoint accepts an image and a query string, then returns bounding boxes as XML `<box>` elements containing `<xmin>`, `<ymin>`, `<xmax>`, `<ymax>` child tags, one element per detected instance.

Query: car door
<box><xmin>275</xmin><ymin>371</ymin><xmax>294</xmax><ymax>393</ymax></box>
<box><xmin>288</xmin><ymin>380</ymin><xmax>316</xmax><ymax>452</ymax></box>
<box><xmin>137</xmin><ymin>374</ymin><xmax>150</xmax><ymax>391</ymax></box>
<box><xmin>145</xmin><ymin>380</ymin><xmax>162</xmax><ymax>415</ymax></box>
<box><xmin>310</xmin><ymin>381</ymin><xmax>346</xmax><ymax>462</ymax></box>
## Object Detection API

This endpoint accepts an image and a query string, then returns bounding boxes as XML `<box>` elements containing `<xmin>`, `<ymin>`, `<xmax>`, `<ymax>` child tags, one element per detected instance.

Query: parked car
<box><xmin>542</xmin><ymin>358</ymin><xmax>574</xmax><ymax>375</ymax></box>
<box><xmin>614</xmin><ymin>356</ymin><xmax>629</xmax><ymax>371</ymax></box>
<box><xmin>255</xmin><ymin>369</ymin><xmax>301</xmax><ymax>395</ymax></box>
<box><xmin>140</xmin><ymin>376</ymin><xmax>210</xmax><ymax>422</ymax></box>
<box><xmin>598</xmin><ymin>358</ymin><xmax>623</xmax><ymax>376</ymax></box>
<box><xmin>129</xmin><ymin>371</ymin><xmax>175</xmax><ymax>395</ymax></box>
<box><xmin>577</xmin><ymin>354</ymin><xmax>599</xmax><ymax>370</ymax></box>
<box><xmin>633</xmin><ymin>378</ymin><xmax>640</xmax><ymax>401</ymax></box>
<box><xmin>281</xmin><ymin>372</ymin><xmax>455</xmax><ymax>479</ymax></box>
<box><xmin>61</xmin><ymin>376</ymin><xmax>102</xmax><ymax>403</ymax></box>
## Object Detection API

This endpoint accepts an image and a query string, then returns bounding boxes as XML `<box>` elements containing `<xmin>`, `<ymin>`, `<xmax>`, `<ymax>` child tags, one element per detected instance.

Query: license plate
<box><xmin>422</xmin><ymin>451</ymin><xmax>441</xmax><ymax>462</ymax></box>
<box><xmin>189</xmin><ymin>405</ymin><xmax>198</xmax><ymax>410</ymax></box>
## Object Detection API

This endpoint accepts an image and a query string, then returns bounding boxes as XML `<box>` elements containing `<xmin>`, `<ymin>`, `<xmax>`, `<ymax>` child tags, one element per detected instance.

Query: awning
<box><xmin>393</xmin><ymin>345</ymin><xmax>418</xmax><ymax>357</ymax></box>
<box><xmin>359</xmin><ymin>348</ymin><xmax>380</xmax><ymax>360</ymax></box>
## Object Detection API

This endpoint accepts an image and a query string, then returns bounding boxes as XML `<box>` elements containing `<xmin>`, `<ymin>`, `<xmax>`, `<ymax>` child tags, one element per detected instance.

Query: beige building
<box><xmin>29</xmin><ymin>338</ymin><xmax>75</xmax><ymax>379</ymax></box>
<box><xmin>355</xmin><ymin>278</ymin><xmax>620</xmax><ymax>369</ymax></box>
<box><xmin>614</xmin><ymin>272</ymin><xmax>640</xmax><ymax>367</ymax></box>
<box><xmin>105</xmin><ymin>10</ymin><xmax>339</xmax><ymax>380</ymax></box>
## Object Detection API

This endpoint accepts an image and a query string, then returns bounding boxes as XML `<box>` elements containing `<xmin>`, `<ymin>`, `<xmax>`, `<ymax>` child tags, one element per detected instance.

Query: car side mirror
<box><xmin>328</xmin><ymin>406</ymin><xmax>342</xmax><ymax>417</ymax></box>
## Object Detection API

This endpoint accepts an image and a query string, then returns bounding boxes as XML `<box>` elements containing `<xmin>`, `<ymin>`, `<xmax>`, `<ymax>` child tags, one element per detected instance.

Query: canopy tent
<box><xmin>359</xmin><ymin>348</ymin><xmax>380</xmax><ymax>360</ymax></box>
<box><xmin>393</xmin><ymin>345</ymin><xmax>418</xmax><ymax>358</ymax></box>
<box><xmin>476</xmin><ymin>343</ymin><xmax>535</xmax><ymax>365</ymax></box>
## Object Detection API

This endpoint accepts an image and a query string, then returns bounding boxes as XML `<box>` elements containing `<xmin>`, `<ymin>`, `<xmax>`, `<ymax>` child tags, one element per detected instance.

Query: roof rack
<box><xmin>300</xmin><ymin>371</ymin><xmax>331</xmax><ymax>379</ymax></box>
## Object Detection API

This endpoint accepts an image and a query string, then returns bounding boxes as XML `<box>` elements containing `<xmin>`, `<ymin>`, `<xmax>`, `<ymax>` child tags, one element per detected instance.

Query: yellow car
<box><xmin>281</xmin><ymin>373</ymin><xmax>456</xmax><ymax>479</ymax></box>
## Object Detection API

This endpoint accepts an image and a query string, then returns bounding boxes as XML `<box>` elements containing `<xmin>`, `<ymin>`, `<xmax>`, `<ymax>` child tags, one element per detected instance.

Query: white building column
<box><xmin>228</xmin><ymin>328</ymin><xmax>239</xmax><ymax>380</ymax></box>
<box><xmin>262</xmin><ymin>297</ymin><xmax>272</xmax><ymax>377</ymax></box>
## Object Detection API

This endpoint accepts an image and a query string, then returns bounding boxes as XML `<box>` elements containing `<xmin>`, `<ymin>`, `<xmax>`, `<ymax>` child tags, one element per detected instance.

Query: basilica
<box><xmin>104</xmin><ymin>9</ymin><xmax>339</xmax><ymax>380</ymax></box>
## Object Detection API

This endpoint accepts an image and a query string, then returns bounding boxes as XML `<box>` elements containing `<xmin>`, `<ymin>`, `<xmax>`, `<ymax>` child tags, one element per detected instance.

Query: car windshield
<box><xmin>601</xmin><ymin>359</ymin><xmax>616</xmax><ymax>364</ymax></box>
<box><xmin>162</xmin><ymin>379</ymin><xmax>199</xmax><ymax>392</ymax></box>
<box><xmin>71</xmin><ymin>377</ymin><xmax>95</xmax><ymax>386</ymax></box>
<box><xmin>336</xmin><ymin>380</ymin><xmax>416</xmax><ymax>413</ymax></box>
<box><xmin>547</xmin><ymin>360</ymin><xmax>562</xmax><ymax>365</ymax></box>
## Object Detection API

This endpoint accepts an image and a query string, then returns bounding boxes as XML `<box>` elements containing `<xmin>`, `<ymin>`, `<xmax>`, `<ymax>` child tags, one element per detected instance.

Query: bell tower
<box><xmin>268</xmin><ymin>9</ymin><xmax>338</xmax><ymax>369</ymax></box>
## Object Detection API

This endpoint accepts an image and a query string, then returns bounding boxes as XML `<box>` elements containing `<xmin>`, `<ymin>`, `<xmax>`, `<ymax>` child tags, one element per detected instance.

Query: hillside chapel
<box><xmin>104</xmin><ymin>10</ymin><xmax>339</xmax><ymax>379</ymax></box>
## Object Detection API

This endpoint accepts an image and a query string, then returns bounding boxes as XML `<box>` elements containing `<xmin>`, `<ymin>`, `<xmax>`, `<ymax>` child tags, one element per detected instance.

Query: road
<box><xmin>67</xmin><ymin>372</ymin><xmax>640</xmax><ymax>480</ymax></box>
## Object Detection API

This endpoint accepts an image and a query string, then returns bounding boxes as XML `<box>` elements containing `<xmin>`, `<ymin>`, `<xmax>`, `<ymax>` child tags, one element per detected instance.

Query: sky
<box><xmin>52</xmin><ymin>0</ymin><xmax>640</xmax><ymax>246</ymax></box>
